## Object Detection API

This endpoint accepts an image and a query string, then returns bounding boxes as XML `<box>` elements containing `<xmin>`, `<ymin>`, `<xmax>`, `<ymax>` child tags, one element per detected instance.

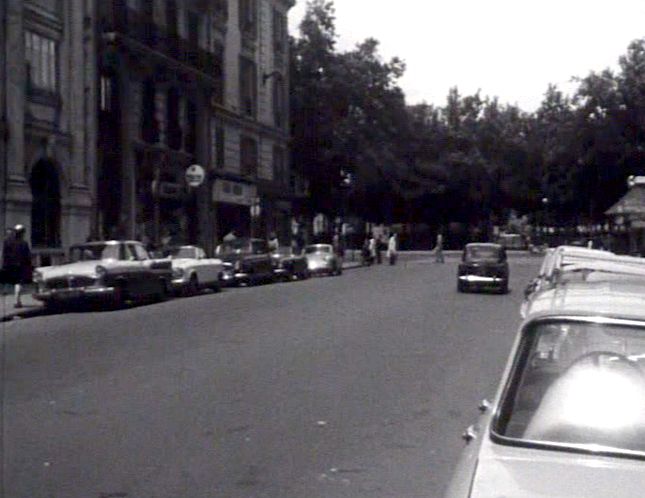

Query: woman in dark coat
<box><xmin>2</xmin><ymin>225</ymin><xmax>32</xmax><ymax>308</ymax></box>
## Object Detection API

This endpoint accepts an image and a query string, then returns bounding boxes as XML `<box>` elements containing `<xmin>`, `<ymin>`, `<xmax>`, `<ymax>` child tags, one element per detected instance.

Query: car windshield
<box><xmin>465</xmin><ymin>246</ymin><xmax>502</xmax><ymax>262</ymax></box>
<box><xmin>216</xmin><ymin>240</ymin><xmax>250</xmax><ymax>255</ymax></box>
<box><xmin>305</xmin><ymin>245</ymin><xmax>330</xmax><ymax>254</ymax></box>
<box><xmin>70</xmin><ymin>244</ymin><xmax>121</xmax><ymax>262</ymax></box>
<box><xmin>496</xmin><ymin>320</ymin><xmax>645</xmax><ymax>454</ymax></box>
<box><xmin>168</xmin><ymin>247</ymin><xmax>197</xmax><ymax>259</ymax></box>
<box><xmin>273</xmin><ymin>247</ymin><xmax>292</xmax><ymax>256</ymax></box>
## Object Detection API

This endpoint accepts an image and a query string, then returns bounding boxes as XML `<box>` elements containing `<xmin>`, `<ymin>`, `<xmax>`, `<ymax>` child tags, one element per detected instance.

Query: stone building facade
<box><xmin>1</xmin><ymin>0</ymin><xmax>97</xmax><ymax>265</ymax></box>
<box><xmin>97</xmin><ymin>0</ymin><xmax>294</xmax><ymax>253</ymax></box>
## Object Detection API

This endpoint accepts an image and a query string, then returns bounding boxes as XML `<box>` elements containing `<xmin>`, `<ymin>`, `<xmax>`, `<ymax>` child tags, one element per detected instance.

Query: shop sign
<box><xmin>185</xmin><ymin>164</ymin><xmax>205</xmax><ymax>187</ymax></box>
<box><xmin>212</xmin><ymin>179</ymin><xmax>257</xmax><ymax>206</ymax></box>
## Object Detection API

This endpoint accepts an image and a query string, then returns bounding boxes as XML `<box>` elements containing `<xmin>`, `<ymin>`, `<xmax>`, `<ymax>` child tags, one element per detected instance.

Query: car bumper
<box><xmin>459</xmin><ymin>275</ymin><xmax>506</xmax><ymax>286</ymax></box>
<box><xmin>308</xmin><ymin>261</ymin><xmax>334</xmax><ymax>273</ymax></box>
<box><xmin>220</xmin><ymin>270</ymin><xmax>250</xmax><ymax>285</ymax></box>
<box><xmin>33</xmin><ymin>286</ymin><xmax>117</xmax><ymax>303</ymax></box>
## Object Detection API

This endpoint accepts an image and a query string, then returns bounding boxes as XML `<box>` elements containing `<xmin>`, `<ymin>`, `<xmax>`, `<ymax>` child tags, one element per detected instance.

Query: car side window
<box><xmin>253</xmin><ymin>241</ymin><xmax>268</xmax><ymax>254</ymax></box>
<box><xmin>133</xmin><ymin>244</ymin><xmax>150</xmax><ymax>261</ymax></box>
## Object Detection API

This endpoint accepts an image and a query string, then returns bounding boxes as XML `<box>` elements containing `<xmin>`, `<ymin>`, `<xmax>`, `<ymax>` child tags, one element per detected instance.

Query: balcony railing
<box><xmin>100</xmin><ymin>3</ymin><xmax>222</xmax><ymax>83</ymax></box>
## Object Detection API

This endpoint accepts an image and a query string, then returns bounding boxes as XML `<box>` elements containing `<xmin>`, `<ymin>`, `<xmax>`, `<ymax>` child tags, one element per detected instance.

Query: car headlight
<box><xmin>32</xmin><ymin>270</ymin><xmax>43</xmax><ymax>283</ymax></box>
<box><xmin>172</xmin><ymin>267</ymin><xmax>185</xmax><ymax>279</ymax></box>
<box><xmin>95</xmin><ymin>265</ymin><xmax>107</xmax><ymax>279</ymax></box>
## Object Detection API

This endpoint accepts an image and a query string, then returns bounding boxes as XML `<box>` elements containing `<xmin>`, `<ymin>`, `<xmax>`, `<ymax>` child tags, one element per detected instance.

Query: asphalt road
<box><xmin>0</xmin><ymin>256</ymin><xmax>540</xmax><ymax>498</ymax></box>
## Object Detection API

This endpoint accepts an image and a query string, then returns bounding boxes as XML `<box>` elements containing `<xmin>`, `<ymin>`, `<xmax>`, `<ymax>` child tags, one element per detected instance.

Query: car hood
<box><xmin>37</xmin><ymin>261</ymin><xmax>105</xmax><ymax>279</ymax></box>
<box><xmin>306</xmin><ymin>253</ymin><xmax>332</xmax><ymax>261</ymax></box>
<box><xmin>470</xmin><ymin>439</ymin><xmax>645</xmax><ymax>498</ymax></box>
<box><xmin>219</xmin><ymin>253</ymin><xmax>250</xmax><ymax>263</ymax></box>
<box><xmin>171</xmin><ymin>258</ymin><xmax>222</xmax><ymax>268</ymax></box>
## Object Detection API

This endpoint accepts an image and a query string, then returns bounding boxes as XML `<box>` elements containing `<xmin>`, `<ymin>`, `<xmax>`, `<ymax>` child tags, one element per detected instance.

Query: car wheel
<box><xmin>187</xmin><ymin>274</ymin><xmax>199</xmax><ymax>296</ymax></box>
<box><xmin>156</xmin><ymin>279</ymin><xmax>169</xmax><ymax>302</ymax></box>
<box><xmin>210</xmin><ymin>280</ymin><xmax>221</xmax><ymax>293</ymax></box>
<box><xmin>114</xmin><ymin>280</ymin><xmax>128</xmax><ymax>308</ymax></box>
<box><xmin>499</xmin><ymin>280</ymin><xmax>509</xmax><ymax>294</ymax></box>
<box><xmin>457</xmin><ymin>280</ymin><xmax>467</xmax><ymax>293</ymax></box>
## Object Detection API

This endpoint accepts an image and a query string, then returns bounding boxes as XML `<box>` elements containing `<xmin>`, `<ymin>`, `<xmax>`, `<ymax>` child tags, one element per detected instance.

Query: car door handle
<box><xmin>462</xmin><ymin>425</ymin><xmax>478</xmax><ymax>443</ymax></box>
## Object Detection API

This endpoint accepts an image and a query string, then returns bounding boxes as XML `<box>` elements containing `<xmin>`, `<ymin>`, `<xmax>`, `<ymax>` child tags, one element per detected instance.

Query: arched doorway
<box><xmin>30</xmin><ymin>160</ymin><xmax>61</xmax><ymax>247</ymax></box>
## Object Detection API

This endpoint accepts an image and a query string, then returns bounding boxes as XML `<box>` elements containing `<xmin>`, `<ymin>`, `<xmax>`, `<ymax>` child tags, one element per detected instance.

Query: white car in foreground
<box><xmin>446</xmin><ymin>281</ymin><xmax>645</xmax><ymax>498</ymax></box>
<box><xmin>166</xmin><ymin>245</ymin><xmax>224</xmax><ymax>295</ymax></box>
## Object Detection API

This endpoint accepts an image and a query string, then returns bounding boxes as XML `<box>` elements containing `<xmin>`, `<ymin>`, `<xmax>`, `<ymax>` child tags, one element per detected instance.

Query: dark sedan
<box><xmin>216</xmin><ymin>238</ymin><xmax>275</xmax><ymax>286</ymax></box>
<box><xmin>457</xmin><ymin>243</ymin><xmax>509</xmax><ymax>293</ymax></box>
<box><xmin>271</xmin><ymin>246</ymin><xmax>310</xmax><ymax>281</ymax></box>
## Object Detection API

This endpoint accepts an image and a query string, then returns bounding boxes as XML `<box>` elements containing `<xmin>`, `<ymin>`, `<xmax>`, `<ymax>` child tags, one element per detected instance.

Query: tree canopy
<box><xmin>290</xmin><ymin>0</ymin><xmax>645</xmax><ymax>232</ymax></box>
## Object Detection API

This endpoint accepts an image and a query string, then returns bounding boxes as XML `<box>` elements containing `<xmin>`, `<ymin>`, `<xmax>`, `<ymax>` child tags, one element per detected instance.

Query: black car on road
<box><xmin>216</xmin><ymin>238</ymin><xmax>275</xmax><ymax>286</ymax></box>
<box><xmin>457</xmin><ymin>243</ymin><xmax>509</xmax><ymax>294</ymax></box>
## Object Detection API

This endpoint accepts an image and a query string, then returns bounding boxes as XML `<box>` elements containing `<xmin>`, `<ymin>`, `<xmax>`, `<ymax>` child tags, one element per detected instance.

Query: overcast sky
<box><xmin>288</xmin><ymin>0</ymin><xmax>645</xmax><ymax>111</ymax></box>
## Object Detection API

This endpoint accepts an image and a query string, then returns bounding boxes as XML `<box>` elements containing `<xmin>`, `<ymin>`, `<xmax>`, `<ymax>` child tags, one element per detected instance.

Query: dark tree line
<box><xmin>291</xmin><ymin>0</ymin><xmax>645</xmax><ymax>232</ymax></box>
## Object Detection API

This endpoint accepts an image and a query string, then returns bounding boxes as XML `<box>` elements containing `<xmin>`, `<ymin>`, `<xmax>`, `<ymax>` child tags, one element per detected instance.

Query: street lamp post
<box><xmin>338</xmin><ymin>169</ymin><xmax>352</xmax><ymax>258</ymax></box>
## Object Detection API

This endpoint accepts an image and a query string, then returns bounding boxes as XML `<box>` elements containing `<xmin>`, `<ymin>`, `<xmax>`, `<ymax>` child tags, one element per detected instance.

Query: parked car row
<box><xmin>445</xmin><ymin>245</ymin><xmax>645</xmax><ymax>497</ymax></box>
<box><xmin>31</xmin><ymin>238</ymin><xmax>344</xmax><ymax>310</ymax></box>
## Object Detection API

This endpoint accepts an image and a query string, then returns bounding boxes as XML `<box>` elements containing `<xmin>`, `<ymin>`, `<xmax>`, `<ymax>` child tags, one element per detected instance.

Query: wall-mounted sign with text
<box><xmin>212</xmin><ymin>179</ymin><xmax>257</xmax><ymax>206</ymax></box>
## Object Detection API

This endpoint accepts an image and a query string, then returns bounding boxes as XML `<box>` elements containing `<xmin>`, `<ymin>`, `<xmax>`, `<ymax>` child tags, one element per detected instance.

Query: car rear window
<box><xmin>465</xmin><ymin>246</ymin><xmax>503</xmax><ymax>262</ymax></box>
<box><xmin>496</xmin><ymin>320</ymin><xmax>645</xmax><ymax>454</ymax></box>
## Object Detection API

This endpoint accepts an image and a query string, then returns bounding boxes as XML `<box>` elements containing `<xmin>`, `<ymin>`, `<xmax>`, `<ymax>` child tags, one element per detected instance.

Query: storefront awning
<box><xmin>606</xmin><ymin>186</ymin><xmax>645</xmax><ymax>218</ymax></box>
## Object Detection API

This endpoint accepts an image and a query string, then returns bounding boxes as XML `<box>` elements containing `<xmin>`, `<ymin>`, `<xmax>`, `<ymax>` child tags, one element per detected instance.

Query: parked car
<box><xmin>496</xmin><ymin>232</ymin><xmax>527</xmax><ymax>250</ymax></box>
<box><xmin>165</xmin><ymin>245</ymin><xmax>224</xmax><ymax>295</ymax></box>
<box><xmin>457</xmin><ymin>243</ymin><xmax>508</xmax><ymax>293</ymax></box>
<box><xmin>304</xmin><ymin>244</ymin><xmax>342</xmax><ymax>276</ymax></box>
<box><xmin>32</xmin><ymin>240</ymin><xmax>172</xmax><ymax>308</ymax></box>
<box><xmin>271</xmin><ymin>246</ymin><xmax>309</xmax><ymax>281</ymax></box>
<box><xmin>520</xmin><ymin>245</ymin><xmax>643</xmax><ymax>317</ymax></box>
<box><xmin>215</xmin><ymin>238</ymin><xmax>275</xmax><ymax>286</ymax></box>
<box><xmin>445</xmin><ymin>281</ymin><xmax>645</xmax><ymax>498</ymax></box>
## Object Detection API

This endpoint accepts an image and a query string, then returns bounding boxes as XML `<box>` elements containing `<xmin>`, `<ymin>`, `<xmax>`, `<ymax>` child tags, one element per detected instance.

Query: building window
<box><xmin>25</xmin><ymin>31</ymin><xmax>58</xmax><ymax>94</ymax></box>
<box><xmin>141</xmin><ymin>79</ymin><xmax>159</xmax><ymax>143</ymax></box>
<box><xmin>272</xmin><ymin>75</ymin><xmax>285</xmax><ymax>128</ymax></box>
<box><xmin>240</xmin><ymin>136</ymin><xmax>258</xmax><ymax>177</ymax></box>
<box><xmin>239</xmin><ymin>57</ymin><xmax>257</xmax><ymax>117</ymax></box>
<box><xmin>212</xmin><ymin>122</ymin><xmax>225</xmax><ymax>169</ymax></box>
<box><xmin>239</xmin><ymin>0</ymin><xmax>257</xmax><ymax>35</ymax></box>
<box><xmin>272</xmin><ymin>9</ymin><xmax>286</xmax><ymax>54</ymax></box>
<box><xmin>273</xmin><ymin>145</ymin><xmax>286</xmax><ymax>184</ymax></box>
<box><xmin>166</xmin><ymin>87</ymin><xmax>182</xmax><ymax>150</ymax></box>
<box><xmin>185</xmin><ymin>99</ymin><xmax>198</xmax><ymax>154</ymax></box>
<box><xmin>165</xmin><ymin>0</ymin><xmax>178</xmax><ymax>36</ymax></box>
<box><xmin>213</xmin><ymin>0</ymin><xmax>228</xmax><ymax>22</ymax></box>
<box><xmin>186</xmin><ymin>10</ymin><xmax>200</xmax><ymax>47</ymax></box>
<box><xmin>212</xmin><ymin>43</ymin><xmax>224</xmax><ymax>104</ymax></box>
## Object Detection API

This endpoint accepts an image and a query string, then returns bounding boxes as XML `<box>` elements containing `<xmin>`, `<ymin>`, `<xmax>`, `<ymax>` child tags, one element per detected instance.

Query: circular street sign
<box><xmin>185</xmin><ymin>164</ymin><xmax>205</xmax><ymax>187</ymax></box>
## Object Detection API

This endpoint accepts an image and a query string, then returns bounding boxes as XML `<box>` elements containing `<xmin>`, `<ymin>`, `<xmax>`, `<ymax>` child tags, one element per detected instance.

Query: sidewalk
<box><xmin>0</xmin><ymin>286</ymin><xmax>43</xmax><ymax>322</ymax></box>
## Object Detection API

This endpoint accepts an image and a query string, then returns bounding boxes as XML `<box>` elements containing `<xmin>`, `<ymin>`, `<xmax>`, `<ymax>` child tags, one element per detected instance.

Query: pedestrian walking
<box><xmin>387</xmin><ymin>233</ymin><xmax>398</xmax><ymax>265</ymax></box>
<box><xmin>376</xmin><ymin>235</ymin><xmax>383</xmax><ymax>264</ymax></box>
<box><xmin>361</xmin><ymin>237</ymin><xmax>373</xmax><ymax>266</ymax></box>
<box><xmin>1</xmin><ymin>225</ymin><xmax>32</xmax><ymax>308</ymax></box>
<box><xmin>434</xmin><ymin>231</ymin><xmax>444</xmax><ymax>263</ymax></box>
<box><xmin>369</xmin><ymin>236</ymin><xmax>377</xmax><ymax>264</ymax></box>
<box><xmin>268</xmin><ymin>232</ymin><xmax>279</xmax><ymax>252</ymax></box>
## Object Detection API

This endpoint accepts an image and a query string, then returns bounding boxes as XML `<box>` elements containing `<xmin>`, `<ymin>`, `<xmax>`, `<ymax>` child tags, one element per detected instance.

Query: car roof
<box><xmin>465</xmin><ymin>242</ymin><xmax>503</xmax><ymax>249</ymax></box>
<box><xmin>307</xmin><ymin>243</ymin><xmax>331</xmax><ymax>247</ymax></box>
<box><xmin>525</xmin><ymin>280</ymin><xmax>645</xmax><ymax>322</ymax></box>
<box><xmin>71</xmin><ymin>240</ymin><xmax>141</xmax><ymax>247</ymax></box>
